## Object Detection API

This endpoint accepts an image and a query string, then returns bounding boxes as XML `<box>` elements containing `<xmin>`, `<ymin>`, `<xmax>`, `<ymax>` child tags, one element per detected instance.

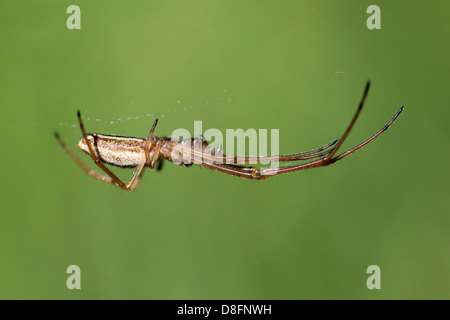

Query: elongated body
<box><xmin>55</xmin><ymin>81</ymin><xmax>404</xmax><ymax>190</ymax></box>
<box><xmin>77</xmin><ymin>134</ymin><xmax>213</xmax><ymax>168</ymax></box>
<box><xmin>78</xmin><ymin>134</ymin><xmax>149</xmax><ymax>167</ymax></box>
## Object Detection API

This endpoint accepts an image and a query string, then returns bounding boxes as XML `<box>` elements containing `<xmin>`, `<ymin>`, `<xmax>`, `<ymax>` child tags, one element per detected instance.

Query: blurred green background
<box><xmin>0</xmin><ymin>0</ymin><xmax>448</xmax><ymax>299</ymax></box>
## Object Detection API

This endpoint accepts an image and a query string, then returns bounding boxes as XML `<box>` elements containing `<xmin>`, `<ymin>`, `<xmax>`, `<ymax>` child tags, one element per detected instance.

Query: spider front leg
<box><xmin>144</xmin><ymin>119</ymin><xmax>162</xmax><ymax>169</ymax></box>
<box><xmin>54</xmin><ymin>131</ymin><xmax>114</xmax><ymax>184</ymax></box>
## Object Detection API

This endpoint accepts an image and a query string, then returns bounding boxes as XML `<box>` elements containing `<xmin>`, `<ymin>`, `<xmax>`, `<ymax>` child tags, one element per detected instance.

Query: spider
<box><xmin>54</xmin><ymin>81</ymin><xmax>403</xmax><ymax>190</ymax></box>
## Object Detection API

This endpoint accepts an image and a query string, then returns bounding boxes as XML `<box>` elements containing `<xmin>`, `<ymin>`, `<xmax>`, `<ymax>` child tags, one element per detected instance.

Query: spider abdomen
<box><xmin>78</xmin><ymin>134</ymin><xmax>146</xmax><ymax>168</ymax></box>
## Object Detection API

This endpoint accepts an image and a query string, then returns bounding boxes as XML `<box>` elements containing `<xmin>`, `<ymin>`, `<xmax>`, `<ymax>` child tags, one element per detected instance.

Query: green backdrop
<box><xmin>0</xmin><ymin>0</ymin><xmax>448</xmax><ymax>299</ymax></box>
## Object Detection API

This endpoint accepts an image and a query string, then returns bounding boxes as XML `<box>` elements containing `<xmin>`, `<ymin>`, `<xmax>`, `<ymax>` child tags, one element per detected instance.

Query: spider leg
<box><xmin>144</xmin><ymin>119</ymin><xmax>159</xmax><ymax>168</ymax></box>
<box><xmin>326</xmin><ymin>106</ymin><xmax>404</xmax><ymax>162</ymax></box>
<box><xmin>197</xmin><ymin>161</ymin><xmax>263</xmax><ymax>179</ymax></box>
<box><xmin>194</xmin><ymin>82</ymin><xmax>404</xmax><ymax>180</ymax></box>
<box><xmin>324</xmin><ymin>80</ymin><xmax>371</xmax><ymax>160</ymax></box>
<box><xmin>178</xmin><ymin>138</ymin><xmax>339</xmax><ymax>165</ymax></box>
<box><xmin>259</xmin><ymin>105</ymin><xmax>404</xmax><ymax>177</ymax></box>
<box><xmin>54</xmin><ymin>132</ymin><xmax>114</xmax><ymax>184</ymax></box>
<box><xmin>147</xmin><ymin>139</ymin><xmax>162</xmax><ymax>169</ymax></box>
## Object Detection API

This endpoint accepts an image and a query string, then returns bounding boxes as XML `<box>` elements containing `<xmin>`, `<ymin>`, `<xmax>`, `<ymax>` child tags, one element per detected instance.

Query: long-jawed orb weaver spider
<box><xmin>54</xmin><ymin>81</ymin><xmax>403</xmax><ymax>190</ymax></box>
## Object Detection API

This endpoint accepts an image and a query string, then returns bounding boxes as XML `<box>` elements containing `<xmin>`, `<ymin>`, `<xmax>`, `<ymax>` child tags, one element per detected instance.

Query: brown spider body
<box><xmin>55</xmin><ymin>82</ymin><xmax>404</xmax><ymax>190</ymax></box>
<box><xmin>77</xmin><ymin>134</ymin><xmax>210</xmax><ymax>169</ymax></box>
